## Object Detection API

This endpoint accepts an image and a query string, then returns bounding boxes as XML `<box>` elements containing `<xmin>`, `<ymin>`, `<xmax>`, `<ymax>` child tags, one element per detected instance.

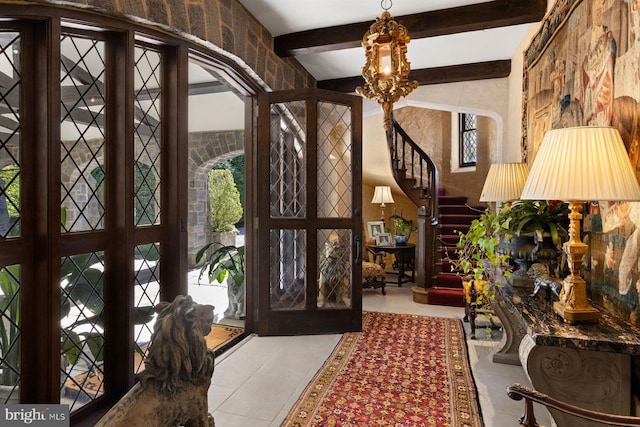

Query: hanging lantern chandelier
<box><xmin>356</xmin><ymin>0</ymin><xmax>418</xmax><ymax>131</ymax></box>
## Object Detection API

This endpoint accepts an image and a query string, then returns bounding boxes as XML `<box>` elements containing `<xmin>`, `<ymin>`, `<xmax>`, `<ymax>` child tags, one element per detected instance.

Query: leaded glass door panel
<box><xmin>256</xmin><ymin>89</ymin><xmax>362</xmax><ymax>335</ymax></box>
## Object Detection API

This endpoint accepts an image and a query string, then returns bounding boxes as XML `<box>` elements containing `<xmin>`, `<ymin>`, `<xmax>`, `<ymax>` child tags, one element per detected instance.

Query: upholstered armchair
<box><xmin>362</xmin><ymin>247</ymin><xmax>386</xmax><ymax>295</ymax></box>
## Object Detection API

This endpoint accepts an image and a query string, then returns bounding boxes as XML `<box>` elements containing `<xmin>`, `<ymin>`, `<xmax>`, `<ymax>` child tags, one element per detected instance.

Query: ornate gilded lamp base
<box><xmin>554</xmin><ymin>201</ymin><xmax>599</xmax><ymax>324</ymax></box>
<box><xmin>553</xmin><ymin>284</ymin><xmax>600</xmax><ymax>324</ymax></box>
<box><xmin>554</xmin><ymin>301</ymin><xmax>599</xmax><ymax>324</ymax></box>
<box><xmin>553</xmin><ymin>272</ymin><xmax>599</xmax><ymax>324</ymax></box>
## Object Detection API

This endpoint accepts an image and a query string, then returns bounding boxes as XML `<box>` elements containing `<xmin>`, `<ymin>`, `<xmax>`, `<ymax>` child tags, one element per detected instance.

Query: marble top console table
<box><xmin>494</xmin><ymin>285</ymin><xmax>640</xmax><ymax>427</ymax></box>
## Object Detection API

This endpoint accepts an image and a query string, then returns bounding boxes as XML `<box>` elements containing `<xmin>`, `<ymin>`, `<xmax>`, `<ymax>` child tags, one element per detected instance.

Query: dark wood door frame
<box><xmin>251</xmin><ymin>88</ymin><xmax>363</xmax><ymax>336</ymax></box>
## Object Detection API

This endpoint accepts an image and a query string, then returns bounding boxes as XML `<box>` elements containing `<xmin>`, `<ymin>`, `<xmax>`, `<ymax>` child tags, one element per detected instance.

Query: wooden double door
<box><xmin>249</xmin><ymin>88</ymin><xmax>363</xmax><ymax>335</ymax></box>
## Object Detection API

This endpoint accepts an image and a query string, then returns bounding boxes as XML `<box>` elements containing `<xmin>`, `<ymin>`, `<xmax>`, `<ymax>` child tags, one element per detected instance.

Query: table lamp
<box><xmin>520</xmin><ymin>126</ymin><xmax>640</xmax><ymax>323</ymax></box>
<box><xmin>479</xmin><ymin>162</ymin><xmax>531</xmax><ymax>286</ymax></box>
<box><xmin>371</xmin><ymin>185</ymin><xmax>394</xmax><ymax>223</ymax></box>
<box><xmin>480</xmin><ymin>162</ymin><xmax>530</xmax><ymax>205</ymax></box>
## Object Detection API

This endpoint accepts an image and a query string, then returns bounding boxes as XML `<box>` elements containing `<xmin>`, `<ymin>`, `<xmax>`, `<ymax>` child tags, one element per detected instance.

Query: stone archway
<box><xmin>187</xmin><ymin>130</ymin><xmax>244</xmax><ymax>267</ymax></box>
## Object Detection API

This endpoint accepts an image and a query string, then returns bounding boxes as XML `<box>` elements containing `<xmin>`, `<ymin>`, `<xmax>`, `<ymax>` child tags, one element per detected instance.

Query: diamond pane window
<box><xmin>133</xmin><ymin>243</ymin><xmax>160</xmax><ymax>374</ymax></box>
<box><xmin>317</xmin><ymin>229</ymin><xmax>352</xmax><ymax>309</ymax></box>
<box><xmin>270</xmin><ymin>101</ymin><xmax>306</xmax><ymax>218</ymax></box>
<box><xmin>317</xmin><ymin>102</ymin><xmax>352</xmax><ymax>218</ymax></box>
<box><xmin>0</xmin><ymin>33</ymin><xmax>21</xmax><ymax>238</ymax></box>
<box><xmin>459</xmin><ymin>113</ymin><xmax>477</xmax><ymax>167</ymax></box>
<box><xmin>60</xmin><ymin>252</ymin><xmax>105</xmax><ymax>412</ymax></box>
<box><xmin>270</xmin><ymin>229</ymin><xmax>306</xmax><ymax>310</ymax></box>
<box><xmin>0</xmin><ymin>265</ymin><xmax>20</xmax><ymax>403</ymax></box>
<box><xmin>134</xmin><ymin>47</ymin><xmax>161</xmax><ymax>226</ymax></box>
<box><xmin>60</xmin><ymin>35</ymin><xmax>106</xmax><ymax>232</ymax></box>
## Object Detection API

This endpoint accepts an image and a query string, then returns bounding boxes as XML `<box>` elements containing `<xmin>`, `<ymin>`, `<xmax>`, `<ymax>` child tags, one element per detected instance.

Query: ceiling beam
<box><xmin>274</xmin><ymin>0</ymin><xmax>546</xmax><ymax>57</ymax></box>
<box><xmin>317</xmin><ymin>60</ymin><xmax>511</xmax><ymax>93</ymax></box>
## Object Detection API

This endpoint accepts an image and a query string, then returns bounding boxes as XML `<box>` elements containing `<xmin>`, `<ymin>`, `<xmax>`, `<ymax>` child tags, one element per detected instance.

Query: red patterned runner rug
<box><xmin>282</xmin><ymin>311</ymin><xmax>483</xmax><ymax>427</ymax></box>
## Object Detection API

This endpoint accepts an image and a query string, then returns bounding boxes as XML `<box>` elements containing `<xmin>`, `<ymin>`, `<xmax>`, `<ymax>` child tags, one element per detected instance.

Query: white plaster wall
<box><xmin>363</xmin><ymin>78</ymin><xmax>511</xmax><ymax>186</ymax></box>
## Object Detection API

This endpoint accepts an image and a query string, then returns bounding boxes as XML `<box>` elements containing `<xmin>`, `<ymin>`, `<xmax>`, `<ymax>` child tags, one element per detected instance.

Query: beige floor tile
<box><xmin>194</xmin><ymin>279</ymin><xmax>539</xmax><ymax>426</ymax></box>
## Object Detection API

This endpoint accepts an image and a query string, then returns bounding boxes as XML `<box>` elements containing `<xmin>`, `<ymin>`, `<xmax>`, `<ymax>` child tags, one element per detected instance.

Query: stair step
<box><xmin>439</xmin><ymin>214</ymin><xmax>481</xmax><ymax>224</ymax></box>
<box><xmin>440</xmin><ymin>246</ymin><xmax>459</xmax><ymax>258</ymax></box>
<box><xmin>440</xmin><ymin>224</ymin><xmax>470</xmax><ymax>235</ymax></box>
<box><xmin>439</xmin><ymin>204</ymin><xmax>485</xmax><ymax>215</ymax></box>
<box><xmin>438</xmin><ymin>195</ymin><xmax>468</xmax><ymax>205</ymax></box>
<box><xmin>428</xmin><ymin>287</ymin><xmax>465</xmax><ymax>307</ymax></box>
<box><xmin>434</xmin><ymin>273</ymin><xmax>463</xmax><ymax>288</ymax></box>
<box><xmin>439</xmin><ymin>260</ymin><xmax>457</xmax><ymax>274</ymax></box>
<box><xmin>439</xmin><ymin>235</ymin><xmax>461</xmax><ymax>244</ymax></box>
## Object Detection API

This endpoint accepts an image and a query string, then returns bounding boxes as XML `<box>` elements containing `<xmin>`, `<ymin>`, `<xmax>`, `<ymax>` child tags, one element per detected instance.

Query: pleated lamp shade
<box><xmin>520</xmin><ymin>127</ymin><xmax>640</xmax><ymax>201</ymax></box>
<box><xmin>371</xmin><ymin>186</ymin><xmax>395</xmax><ymax>205</ymax></box>
<box><xmin>479</xmin><ymin>162</ymin><xmax>530</xmax><ymax>202</ymax></box>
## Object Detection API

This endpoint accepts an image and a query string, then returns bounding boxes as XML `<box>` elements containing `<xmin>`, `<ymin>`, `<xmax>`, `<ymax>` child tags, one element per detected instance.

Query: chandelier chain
<box><xmin>380</xmin><ymin>0</ymin><xmax>392</xmax><ymax>11</ymax></box>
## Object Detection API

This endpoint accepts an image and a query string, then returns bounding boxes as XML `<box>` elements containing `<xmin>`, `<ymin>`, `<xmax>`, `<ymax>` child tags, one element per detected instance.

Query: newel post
<box><xmin>412</xmin><ymin>206</ymin><xmax>432</xmax><ymax>303</ymax></box>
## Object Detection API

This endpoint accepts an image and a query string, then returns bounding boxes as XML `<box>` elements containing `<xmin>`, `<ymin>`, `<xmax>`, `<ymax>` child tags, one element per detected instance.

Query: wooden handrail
<box><xmin>385</xmin><ymin>114</ymin><xmax>439</xmax><ymax>289</ymax></box>
<box><xmin>388</xmin><ymin>116</ymin><xmax>439</xmax><ymax>223</ymax></box>
<box><xmin>507</xmin><ymin>383</ymin><xmax>640</xmax><ymax>426</ymax></box>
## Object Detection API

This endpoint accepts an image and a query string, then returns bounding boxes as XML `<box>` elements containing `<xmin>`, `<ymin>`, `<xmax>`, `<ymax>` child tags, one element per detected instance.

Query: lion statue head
<box><xmin>140</xmin><ymin>295</ymin><xmax>215</xmax><ymax>396</ymax></box>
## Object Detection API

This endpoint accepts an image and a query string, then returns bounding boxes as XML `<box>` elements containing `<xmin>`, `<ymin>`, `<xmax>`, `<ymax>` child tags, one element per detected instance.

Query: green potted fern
<box><xmin>501</xmin><ymin>200</ymin><xmax>569</xmax><ymax>247</ymax></box>
<box><xmin>497</xmin><ymin>200</ymin><xmax>569</xmax><ymax>286</ymax></box>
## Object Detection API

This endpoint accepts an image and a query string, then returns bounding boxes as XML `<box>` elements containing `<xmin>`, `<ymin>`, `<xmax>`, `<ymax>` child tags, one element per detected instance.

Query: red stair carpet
<box><xmin>428</xmin><ymin>192</ymin><xmax>483</xmax><ymax>307</ymax></box>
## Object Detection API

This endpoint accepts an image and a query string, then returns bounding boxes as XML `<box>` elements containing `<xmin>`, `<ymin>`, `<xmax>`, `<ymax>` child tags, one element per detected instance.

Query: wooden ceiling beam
<box><xmin>274</xmin><ymin>0</ymin><xmax>546</xmax><ymax>57</ymax></box>
<box><xmin>317</xmin><ymin>60</ymin><xmax>511</xmax><ymax>93</ymax></box>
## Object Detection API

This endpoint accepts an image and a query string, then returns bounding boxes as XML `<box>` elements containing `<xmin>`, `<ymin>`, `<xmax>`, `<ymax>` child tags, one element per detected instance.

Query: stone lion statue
<box><xmin>318</xmin><ymin>238</ymin><xmax>349</xmax><ymax>307</ymax></box>
<box><xmin>527</xmin><ymin>263</ymin><xmax>562</xmax><ymax>301</ymax></box>
<box><xmin>96</xmin><ymin>295</ymin><xmax>216</xmax><ymax>427</ymax></box>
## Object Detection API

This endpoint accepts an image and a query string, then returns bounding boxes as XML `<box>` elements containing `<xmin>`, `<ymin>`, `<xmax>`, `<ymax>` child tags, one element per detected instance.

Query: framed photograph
<box><xmin>367</xmin><ymin>221</ymin><xmax>384</xmax><ymax>241</ymax></box>
<box><xmin>375</xmin><ymin>233</ymin><xmax>391</xmax><ymax>246</ymax></box>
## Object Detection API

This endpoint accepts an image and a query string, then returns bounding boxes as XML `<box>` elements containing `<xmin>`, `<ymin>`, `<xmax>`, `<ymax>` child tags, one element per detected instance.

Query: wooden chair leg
<box><xmin>469</xmin><ymin>281</ymin><xmax>477</xmax><ymax>338</ymax></box>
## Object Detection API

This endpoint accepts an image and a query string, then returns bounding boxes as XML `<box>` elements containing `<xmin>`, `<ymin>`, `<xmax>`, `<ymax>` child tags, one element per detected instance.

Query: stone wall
<box><xmin>14</xmin><ymin>0</ymin><xmax>315</xmax><ymax>92</ymax></box>
<box><xmin>188</xmin><ymin>130</ymin><xmax>243</xmax><ymax>267</ymax></box>
<box><xmin>393</xmin><ymin>106</ymin><xmax>494</xmax><ymax>206</ymax></box>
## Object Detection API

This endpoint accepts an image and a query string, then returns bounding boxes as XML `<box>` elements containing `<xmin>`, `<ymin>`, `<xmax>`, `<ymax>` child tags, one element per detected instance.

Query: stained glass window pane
<box><xmin>0</xmin><ymin>265</ymin><xmax>20</xmax><ymax>403</ymax></box>
<box><xmin>0</xmin><ymin>33</ymin><xmax>21</xmax><ymax>238</ymax></box>
<box><xmin>317</xmin><ymin>102</ymin><xmax>352</xmax><ymax>218</ymax></box>
<box><xmin>317</xmin><ymin>229</ymin><xmax>352</xmax><ymax>309</ymax></box>
<box><xmin>60</xmin><ymin>252</ymin><xmax>105</xmax><ymax>412</ymax></box>
<box><xmin>133</xmin><ymin>243</ymin><xmax>160</xmax><ymax>374</ymax></box>
<box><xmin>460</xmin><ymin>113</ymin><xmax>477</xmax><ymax>167</ymax></box>
<box><xmin>270</xmin><ymin>229</ymin><xmax>306</xmax><ymax>310</ymax></box>
<box><xmin>60</xmin><ymin>35</ymin><xmax>106</xmax><ymax>232</ymax></box>
<box><xmin>270</xmin><ymin>102</ymin><xmax>306</xmax><ymax>218</ymax></box>
<box><xmin>134</xmin><ymin>47</ymin><xmax>161</xmax><ymax>226</ymax></box>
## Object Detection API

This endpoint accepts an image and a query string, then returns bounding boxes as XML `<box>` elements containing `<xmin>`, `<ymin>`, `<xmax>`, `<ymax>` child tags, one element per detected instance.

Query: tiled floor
<box><xmin>188</xmin><ymin>279</ymin><xmax>553</xmax><ymax>427</ymax></box>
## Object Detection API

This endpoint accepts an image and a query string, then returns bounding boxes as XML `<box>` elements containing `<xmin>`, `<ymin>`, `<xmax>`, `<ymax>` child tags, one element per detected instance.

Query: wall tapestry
<box><xmin>522</xmin><ymin>0</ymin><xmax>640</xmax><ymax>323</ymax></box>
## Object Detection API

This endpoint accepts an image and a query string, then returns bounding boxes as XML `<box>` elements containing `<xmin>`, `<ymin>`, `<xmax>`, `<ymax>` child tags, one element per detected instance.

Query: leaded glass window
<box><xmin>459</xmin><ymin>113</ymin><xmax>477</xmax><ymax>167</ymax></box>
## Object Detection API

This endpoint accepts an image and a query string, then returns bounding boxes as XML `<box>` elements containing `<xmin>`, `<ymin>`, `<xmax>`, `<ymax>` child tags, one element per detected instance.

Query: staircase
<box><xmin>428</xmin><ymin>194</ymin><xmax>483</xmax><ymax>307</ymax></box>
<box><xmin>386</xmin><ymin>116</ymin><xmax>484</xmax><ymax>307</ymax></box>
